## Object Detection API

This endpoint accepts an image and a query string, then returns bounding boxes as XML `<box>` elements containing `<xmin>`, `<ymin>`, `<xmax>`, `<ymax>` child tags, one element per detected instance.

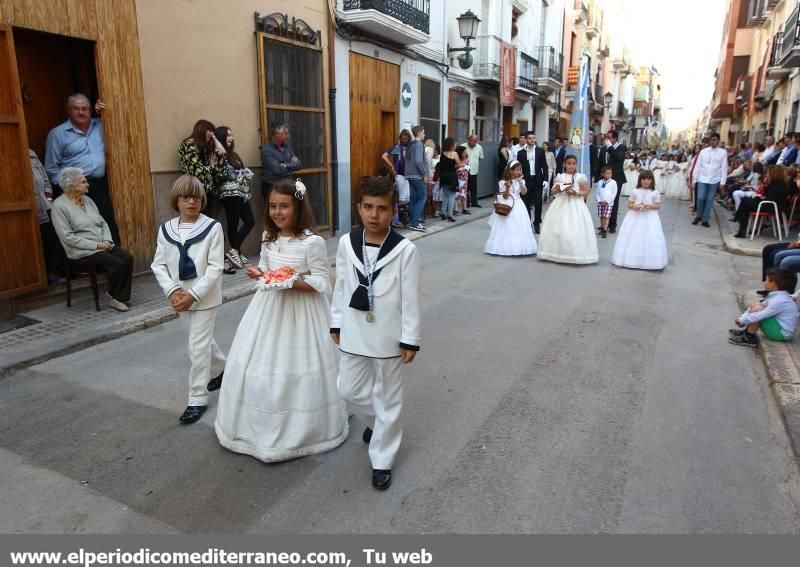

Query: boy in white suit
<box><xmin>331</xmin><ymin>176</ymin><xmax>422</xmax><ymax>490</ymax></box>
<box><xmin>151</xmin><ymin>175</ymin><xmax>226</xmax><ymax>424</ymax></box>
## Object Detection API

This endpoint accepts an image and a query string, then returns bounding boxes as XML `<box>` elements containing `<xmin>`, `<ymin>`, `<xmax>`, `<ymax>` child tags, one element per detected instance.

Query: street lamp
<box><xmin>447</xmin><ymin>10</ymin><xmax>481</xmax><ymax>70</ymax></box>
<box><xmin>603</xmin><ymin>91</ymin><xmax>614</xmax><ymax>111</ymax></box>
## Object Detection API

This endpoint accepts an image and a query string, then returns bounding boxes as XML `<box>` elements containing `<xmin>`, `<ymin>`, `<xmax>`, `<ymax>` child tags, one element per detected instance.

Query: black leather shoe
<box><xmin>534</xmin><ymin>225</ymin><xmax>541</xmax><ymax>234</ymax></box>
<box><xmin>362</xmin><ymin>427</ymin><xmax>373</xmax><ymax>443</ymax></box>
<box><xmin>440</xmin><ymin>214</ymin><xmax>447</xmax><ymax>221</ymax></box>
<box><xmin>692</xmin><ymin>218</ymin><xmax>701</xmax><ymax>225</ymax></box>
<box><xmin>702</xmin><ymin>221</ymin><xmax>710</xmax><ymax>227</ymax></box>
<box><xmin>372</xmin><ymin>469</ymin><xmax>392</xmax><ymax>490</ymax></box>
<box><xmin>462</xmin><ymin>209</ymin><xmax>472</xmax><ymax>215</ymax></box>
<box><xmin>608</xmin><ymin>227</ymin><xmax>616</xmax><ymax>234</ymax></box>
<box><xmin>734</xmin><ymin>232</ymin><xmax>746</xmax><ymax>238</ymax></box>
<box><xmin>179</xmin><ymin>405</ymin><xmax>207</xmax><ymax>424</ymax></box>
<box><xmin>207</xmin><ymin>372</ymin><xmax>223</xmax><ymax>392</ymax></box>
<box><xmin>447</xmin><ymin>216</ymin><xmax>456</xmax><ymax>222</ymax></box>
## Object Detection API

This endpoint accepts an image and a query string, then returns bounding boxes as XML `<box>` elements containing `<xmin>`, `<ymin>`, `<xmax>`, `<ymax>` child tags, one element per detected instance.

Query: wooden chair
<box><xmin>65</xmin><ymin>256</ymin><xmax>101</xmax><ymax>311</ymax></box>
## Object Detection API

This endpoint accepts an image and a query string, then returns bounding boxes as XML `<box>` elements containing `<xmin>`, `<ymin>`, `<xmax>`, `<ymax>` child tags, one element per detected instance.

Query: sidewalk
<box><xmin>713</xmin><ymin>201</ymin><xmax>789</xmax><ymax>257</ymax></box>
<box><xmin>0</xmin><ymin>202</ymin><xmax>493</xmax><ymax>378</ymax></box>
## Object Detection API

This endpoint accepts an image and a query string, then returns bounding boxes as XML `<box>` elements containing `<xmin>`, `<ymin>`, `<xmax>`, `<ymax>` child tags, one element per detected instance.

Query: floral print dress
<box><xmin>457</xmin><ymin>158</ymin><xmax>470</xmax><ymax>200</ymax></box>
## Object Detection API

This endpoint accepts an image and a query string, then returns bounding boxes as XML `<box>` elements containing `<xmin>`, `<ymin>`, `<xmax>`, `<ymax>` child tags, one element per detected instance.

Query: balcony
<box><xmin>472</xmin><ymin>35</ymin><xmax>502</xmax><ymax>83</ymax></box>
<box><xmin>779</xmin><ymin>3</ymin><xmax>800</xmax><ymax>68</ymax></box>
<box><xmin>585</xmin><ymin>15</ymin><xmax>601</xmax><ymax>40</ymax></box>
<box><xmin>573</xmin><ymin>0</ymin><xmax>588</xmax><ymax>23</ymax></box>
<box><xmin>340</xmin><ymin>0</ymin><xmax>430</xmax><ymax>44</ymax></box>
<box><xmin>533</xmin><ymin>46</ymin><xmax>564</xmax><ymax>93</ymax></box>
<box><xmin>516</xmin><ymin>51</ymin><xmax>539</xmax><ymax>95</ymax></box>
<box><xmin>767</xmin><ymin>31</ymin><xmax>791</xmax><ymax>80</ymax></box>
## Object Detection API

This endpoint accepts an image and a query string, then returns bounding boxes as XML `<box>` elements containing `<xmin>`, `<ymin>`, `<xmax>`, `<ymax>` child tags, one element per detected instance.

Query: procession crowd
<box><xmin>25</xmin><ymin>91</ymin><xmax>800</xmax><ymax>487</ymax></box>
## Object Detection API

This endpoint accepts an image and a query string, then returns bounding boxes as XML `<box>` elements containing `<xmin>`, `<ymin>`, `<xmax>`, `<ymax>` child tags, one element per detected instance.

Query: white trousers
<box><xmin>182</xmin><ymin>308</ymin><xmax>226</xmax><ymax>406</ymax></box>
<box><xmin>337</xmin><ymin>353</ymin><xmax>404</xmax><ymax>470</ymax></box>
<box><xmin>733</xmin><ymin>189</ymin><xmax>757</xmax><ymax>211</ymax></box>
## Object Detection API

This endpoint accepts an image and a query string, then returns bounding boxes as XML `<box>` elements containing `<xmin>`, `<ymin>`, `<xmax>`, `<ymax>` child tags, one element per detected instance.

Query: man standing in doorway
<box><xmin>517</xmin><ymin>131</ymin><xmax>547</xmax><ymax>233</ymax></box>
<box><xmin>261</xmin><ymin>123</ymin><xmax>303</xmax><ymax>198</ymax></box>
<box><xmin>692</xmin><ymin>132</ymin><xmax>728</xmax><ymax>228</ymax></box>
<box><xmin>599</xmin><ymin>130</ymin><xmax>627</xmax><ymax>233</ymax></box>
<box><xmin>464</xmin><ymin>134</ymin><xmax>484</xmax><ymax>208</ymax></box>
<box><xmin>45</xmin><ymin>93</ymin><xmax>119</xmax><ymax>243</ymax></box>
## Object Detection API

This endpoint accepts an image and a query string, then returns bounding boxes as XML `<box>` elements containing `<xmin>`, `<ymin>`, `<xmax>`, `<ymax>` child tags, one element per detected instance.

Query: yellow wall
<box><xmin>135</xmin><ymin>0</ymin><xmax>330</xmax><ymax>172</ymax></box>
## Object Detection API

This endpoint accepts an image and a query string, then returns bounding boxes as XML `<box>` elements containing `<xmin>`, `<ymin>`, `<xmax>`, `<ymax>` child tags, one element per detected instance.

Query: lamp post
<box><xmin>447</xmin><ymin>10</ymin><xmax>481</xmax><ymax>70</ymax></box>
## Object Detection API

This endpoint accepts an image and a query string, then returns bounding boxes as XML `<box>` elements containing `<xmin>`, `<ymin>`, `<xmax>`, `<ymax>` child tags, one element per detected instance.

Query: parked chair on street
<box><xmin>65</xmin><ymin>255</ymin><xmax>101</xmax><ymax>312</ymax></box>
<box><xmin>747</xmin><ymin>200</ymin><xmax>787</xmax><ymax>241</ymax></box>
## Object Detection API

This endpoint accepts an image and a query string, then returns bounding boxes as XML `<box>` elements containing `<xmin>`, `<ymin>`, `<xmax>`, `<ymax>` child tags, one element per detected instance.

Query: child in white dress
<box><xmin>611</xmin><ymin>170</ymin><xmax>668</xmax><ymax>270</ymax></box>
<box><xmin>215</xmin><ymin>179</ymin><xmax>348</xmax><ymax>462</ymax></box>
<box><xmin>538</xmin><ymin>155</ymin><xmax>599</xmax><ymax>264</ymax></box>
<box><xmin>485</xmin><ymin>160</ymin><xmax>538</xmax><ymax>256</ymax></box>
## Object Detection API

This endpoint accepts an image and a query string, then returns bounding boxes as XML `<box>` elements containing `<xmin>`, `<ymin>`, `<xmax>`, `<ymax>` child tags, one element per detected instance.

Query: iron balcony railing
<box><xmin>771</xmin><ymin>30</ymin><xmax>784</xmax><ymax>66</ymax></box>
<box><xmin>594</xmin><ymin>82</ymin><xmax>604</xmax><ymax>106</ymax></box>
<box><xmin>780</xmin><ymin>3</ymin><xmax>800</xmax><ymax>63</ymax></box>
<box><xmin>533</xmin><ymin>46</ymin><xmax>564</xmax><ymax>83</ymax></box>
<box><xmin>472</xmin><ymin>35</ymin><xmax>502</xmax><ymax>82</ymax></box>
<box><xmin>343</xmin><ymin>0</ymin><xmax>430</xmax><ymax>34</ymax></box>
<box><xmin>517</xmin><ymin>51</ymin><xmax>539</xmax><ymax>92</ymax></box>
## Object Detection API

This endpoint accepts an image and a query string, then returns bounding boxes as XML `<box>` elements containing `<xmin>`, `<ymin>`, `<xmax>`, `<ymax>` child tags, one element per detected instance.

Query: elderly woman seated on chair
<box><xmin>50</xmin><ymin>167</ymin><xmax>134</xmax><ymax>311</ymax></box>
<box><xmin>733</xmin><ymin>165</ymin><xmax>791</xmax><ymax>239</ymax></box>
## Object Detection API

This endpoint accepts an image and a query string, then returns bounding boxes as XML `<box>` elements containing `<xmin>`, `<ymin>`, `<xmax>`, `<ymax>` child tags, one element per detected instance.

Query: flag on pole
<box><xmin>567</xmin><ymin>54</ymin><xmax>592</xmax><ymax>178</ymax></box>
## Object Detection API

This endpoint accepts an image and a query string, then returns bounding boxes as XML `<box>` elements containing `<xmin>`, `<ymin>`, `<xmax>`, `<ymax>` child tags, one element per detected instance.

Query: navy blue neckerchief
<box><xmin>348</xmin><ymin>227</ymin><xmax>404</xmax><ymax>312</ymax></box>
<box><xmin>161</xmin><ymin>221</ymin><xmax>218</xmax><ymax>281</ymax></box>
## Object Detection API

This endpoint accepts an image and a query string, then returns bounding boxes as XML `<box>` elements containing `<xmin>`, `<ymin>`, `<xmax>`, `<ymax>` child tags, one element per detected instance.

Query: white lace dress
<box><xmin>611</xmin><ymin>188</ymin><xmax>668</xmax><ymax>270</ymax></box>
<box><xmin>665</xmin><ymin>162</ymin><xmax>690</xmax><ymax>200</ymax></box>
<box><xmin>621</xmin><ymin>159</ymin><xmax>639</xmax><ymax>197</ymax></box>
<box><xmin>215</xmin><ymin>232</ymin><xmax>348</xmax><ymax>462</ymax></box>
<box><xmin>537</xmin><ymin>173</ymin><xmax>599</xmax><ymax>265</ymax></box>
<box><xmin>485</xmin><ymin>179</ymin><xmax>538</xmax><ymax>256</ymax></box>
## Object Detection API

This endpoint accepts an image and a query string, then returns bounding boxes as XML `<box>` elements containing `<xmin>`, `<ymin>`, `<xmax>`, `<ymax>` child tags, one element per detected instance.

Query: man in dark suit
<box><xmin>598</xmin><ymin>130</ymin><xmax>627</xmax><ymax>232</ymax></box>
<box><xmin>589</xmin><ymin>134</ymin><xmax>600</xmax><ymax>182</ymax></box>
<box><xmin>554</xmin><ymin>137</ymin><xmax>568</xmax><ymax>175</ymax></box>
<box><xmin>517</xmin><ymin>131</ymin><xmax>548</xmax><ymax>233</ymax></box>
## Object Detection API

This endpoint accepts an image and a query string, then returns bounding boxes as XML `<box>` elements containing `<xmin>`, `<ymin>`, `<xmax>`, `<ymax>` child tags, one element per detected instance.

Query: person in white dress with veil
<box><xmin>215</xmin><ymin>179</ymin><xmax>348</xmax><ymax>462</ymax></box>
<box><xmin>621</xmin><ymin>153</ymin><xmax>639</xmax><ymax>197</ymax></box>
<box><xmin>665</xmin><ymin>154</ymin><xmax>690</xmax><ymax>200</ymax></box>
<box><xmin>484</xmin><ymin>160</ymin><xmax>537</xmax><ymax>256</ymax></box>
<box><xmin>537</xmin><ymin>155</ymin><xmax>599</xmax><ymax>265</ymax></box>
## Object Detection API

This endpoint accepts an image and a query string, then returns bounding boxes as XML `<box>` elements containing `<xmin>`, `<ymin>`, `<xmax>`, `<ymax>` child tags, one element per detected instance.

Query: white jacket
<box><xmin>331</xmin><ymin>229</ymin><xmax>421</xmax><ymax>358</ymax></box>
<box><xmin>595</xmin><ymin>178</ymin><xmax>618</xmax><ymax>203</ymax></box>
<box><xmin>151</xmin><ymin>214</ymin><xmax>224</xmax><ymax>311</ymax></box>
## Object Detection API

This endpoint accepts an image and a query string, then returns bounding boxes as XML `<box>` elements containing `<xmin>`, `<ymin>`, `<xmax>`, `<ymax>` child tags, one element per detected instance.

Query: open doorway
<box><xmin>14</xmin><ymin>27</ymin><xmax>99</xmax><ymax>287</ymax></box>
<box><xmin>15</xmin><ymin>28</ymin><xmax>98</xmax><ymax>159</ymax></box>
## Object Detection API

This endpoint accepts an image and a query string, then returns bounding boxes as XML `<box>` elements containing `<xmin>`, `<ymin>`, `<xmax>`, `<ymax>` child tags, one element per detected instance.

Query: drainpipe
<box><xmin>328</xmin><ymin>9</ymin><xmax>340</xmax><ymax>234</ymax></box>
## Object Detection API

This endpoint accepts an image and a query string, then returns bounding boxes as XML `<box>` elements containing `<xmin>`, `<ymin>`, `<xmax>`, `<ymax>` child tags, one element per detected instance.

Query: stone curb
<box><xmin>739</xmin><ymin>290</ymin><xmax>800</xmax><ymax>459</ymax></box>
<box><xmin>712</xmin><ymin>204</ymin><xmax>762</xmax><ymax>257</ymax></box>
<box><xmin>0</xmin><ymin>206</ymin><xmax>492</xmax><ymax>379</ymax></box>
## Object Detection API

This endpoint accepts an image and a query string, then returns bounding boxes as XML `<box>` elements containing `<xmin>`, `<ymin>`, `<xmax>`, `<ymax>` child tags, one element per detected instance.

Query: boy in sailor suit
<box><xmin>331</xmin><ymin>176</ymin><xmax>422</xmax><ymax>490</ymax></box>
<box><xmin>151</xmin><ymin>175</ymin><xmax>226</xmax><ymax>424</ymax></box>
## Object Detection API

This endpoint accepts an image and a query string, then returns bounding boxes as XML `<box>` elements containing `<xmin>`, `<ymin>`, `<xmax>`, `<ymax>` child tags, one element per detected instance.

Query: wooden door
<box><xmin>349</xmin><ymin>52</ymin><xmax>400</xmax><ymax>226</ymax></box>
<box><xmin>0</xmin><ymin>24</ymin><xmax>46</xmax><ymax>299</ymax></box>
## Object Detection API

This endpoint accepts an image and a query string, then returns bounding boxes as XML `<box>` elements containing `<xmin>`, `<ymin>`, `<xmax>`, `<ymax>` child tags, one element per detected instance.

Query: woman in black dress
<box><xmin>438</xmin><ymin>137</ymin><xmax>462</xmax><ymax>222</ymax></box>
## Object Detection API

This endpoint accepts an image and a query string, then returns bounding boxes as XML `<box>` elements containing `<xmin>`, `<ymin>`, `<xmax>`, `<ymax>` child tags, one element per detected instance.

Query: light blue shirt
<box><xmin>739</xmin><ymin>290</ymin><xmax>799</xmax><ymax>339</ymax></box>
<box><xmin>44</xmin><ymin>118</ymin><xmax>106</xmax><ymax>184</ymax></box>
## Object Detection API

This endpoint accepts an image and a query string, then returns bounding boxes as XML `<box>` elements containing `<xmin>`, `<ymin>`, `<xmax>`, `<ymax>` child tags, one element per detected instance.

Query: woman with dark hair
<box><xmin>214</xmin><ymin>126</ymin><xmax>255</xmax><ymax>273</ymax></box>
<box><xmin>438</xmin><ymin>137</ymin><xmax>461</xmax><ymax>222</ymax></box>
<box><xmin>497</xmin><ymin>136</ymin><xmax>510</xmax><ymax>179</ymax></box>
<box><xmin>734</xmin><ymin>165</ymin><xmax>790</xmax><ymax>238</ymax></box>
<box><xmin>178</xmin><ymin>119</ymin><xmax>226</xmax><ymax>202</ymax></box>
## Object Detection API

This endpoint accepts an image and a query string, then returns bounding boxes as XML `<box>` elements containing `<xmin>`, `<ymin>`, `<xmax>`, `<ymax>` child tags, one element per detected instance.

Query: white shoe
<box><xmin>106</xmin><ymin>293</ymin><xmax>129</xmax><ymax>312</ymax></box>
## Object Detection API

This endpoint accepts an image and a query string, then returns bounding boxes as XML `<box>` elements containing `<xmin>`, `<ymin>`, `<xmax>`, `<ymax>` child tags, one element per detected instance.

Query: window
<box><xmin>257</xmin><ymin>29</ymin><xmax>330</xmax><ymax>227</ymax></box>
<box><xmin>729</xmin><ymin>55</ymin><xmax>750</xmax><ymax>89</ymax></box>
<box><xmin>448</xmin><ymin>89</ymin><xmax>470</xmax><ymax>143</ymax></box>
<box><xmin>419</xmin><ymin>77</ymin><xmax>441</xmax><ymax>146</ymax></box>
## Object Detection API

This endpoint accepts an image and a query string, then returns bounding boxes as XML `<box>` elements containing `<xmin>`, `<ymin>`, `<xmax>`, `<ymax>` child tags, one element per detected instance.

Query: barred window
<box><xmin>449</xmin><ymin>89</ymin><xmax>470</xmax><ymax>143</ymax></box>
<box><xmin>420</xmin><ymin>77</ymin><xmax>441</xmax><ymax>146</ymax></box>
<box><xmin>258</xmin><ymin>34</ymin><xmax>330</xmax><ymax>228</ymax></box>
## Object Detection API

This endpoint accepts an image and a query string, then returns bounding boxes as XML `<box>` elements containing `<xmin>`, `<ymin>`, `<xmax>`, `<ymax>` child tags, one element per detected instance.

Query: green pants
<box><xmin>760</xmin><ymin>317</ymin><xmax>787</xmax><ymax>342</ymax></box>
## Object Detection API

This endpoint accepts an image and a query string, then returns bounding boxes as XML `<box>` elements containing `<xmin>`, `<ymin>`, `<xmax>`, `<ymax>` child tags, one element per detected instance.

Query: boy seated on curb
<box><xmin>729</xmin><ymin>267</ymin><xmax>799</xmax><ymax>348</ymax></box>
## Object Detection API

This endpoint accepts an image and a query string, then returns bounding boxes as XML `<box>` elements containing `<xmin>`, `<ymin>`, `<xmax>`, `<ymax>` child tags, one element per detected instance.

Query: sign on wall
<box><xmin>500</xmin><ymin>42</ymin><xmax>516</xmax><ymax>107</ymax></box>
<box><xmin>401</xmin><ymin>82</ymin><xmax>412</xmax><ymax>108</ymax></box>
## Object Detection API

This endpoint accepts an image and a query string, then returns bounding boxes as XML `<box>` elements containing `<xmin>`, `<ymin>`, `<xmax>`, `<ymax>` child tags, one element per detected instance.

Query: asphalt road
<box><xmin>2</xmin><ymin>198</ymin><xmax>799</xmax><ymax>534</ymax></box>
